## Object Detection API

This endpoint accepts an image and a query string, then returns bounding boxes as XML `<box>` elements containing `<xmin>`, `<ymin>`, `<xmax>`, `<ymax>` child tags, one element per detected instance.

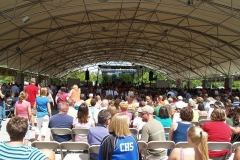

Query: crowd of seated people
<box><xmin>5</xmin><ymin>82</ymin><xmax>240</xmax><ymax>160</ymax></box>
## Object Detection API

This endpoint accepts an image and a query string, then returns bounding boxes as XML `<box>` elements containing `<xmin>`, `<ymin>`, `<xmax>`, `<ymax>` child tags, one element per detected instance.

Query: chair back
<box><xmin>31</xmin><ymin>141</ymin><xmax>60</xmax><ymax>151</ymax></box>
<box><xmin>207</xmin><ymin>142</ymin><xmax>232</xmax><ymax>150</ymax></box>
<box><xmin>60</xmin><ymin>142</ymin><xmax>89</xmax><ymax>160</ymax></box>
<box><xmin>88</xmin><ymin>145</ymin><xmax>100</xmax><ymax>159</ymax></box>
<box><xmin>138</xmin><ymin>141</ymin><xmax>148</xmax><ymax>160</ymax></box>
<box><xmin>191</xmin><ymin>121</ymin><xmax>199</xmax><ymax>126</ymax></box>
<box><xmin>72</xmin><ymin>128</ymin><xmax>89</xmax><ymax>135</ymax></box>
<box><xmin>199</xmin><ymin>115</ymin><xmax>207</xmax><ymax>121</ymax></box>
<box><xmin>147</xmin><ymin>141</ymin><xmax>175</xmax><ymax>150</ymax></box>
<box><xmin>129</xmin><ymin>128</ymin><xmax>139</xmax><ymax>140</ymax></box>
<box><xmin>164</xmin><ymin>127</ymin><xmax>170</xmax><ymax>134</ymax></box>
<box><xmin>232</xmin><ymin>142</ymin><xmax>240</xmax><ymax>149</ymax></box>
<box><xmin>50</xmin><ymin>128</ymin><xmax>73</xmax><ymax>141</ymax></box>
<box><xmin>175</xmin><ymin>142</ymin><xmax>189</xmax><ymax>148</ymax></box>
<box><xmin>198</xmin><ymin>119</ymin><xmax>211</xmax><ymax>126</ymax></box>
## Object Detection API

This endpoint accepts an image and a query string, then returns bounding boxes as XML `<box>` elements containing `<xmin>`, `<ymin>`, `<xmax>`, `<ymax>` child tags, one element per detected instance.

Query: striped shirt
<box><xmin>0</xmin><ymin>142</ymin><xmax>47</xmax><ymax>160</ymax></box>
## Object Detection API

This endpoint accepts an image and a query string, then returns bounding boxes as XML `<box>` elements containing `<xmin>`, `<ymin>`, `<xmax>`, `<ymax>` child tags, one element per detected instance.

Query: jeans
<box><xmin>2</xmin><ymin>105</ymin><xmax>6</xmax><ymax>119</ymax></box>
<box><xmin>0</xmin><ymin>106</ymin><xmax>3</xmax><ymax>128</ymax></box>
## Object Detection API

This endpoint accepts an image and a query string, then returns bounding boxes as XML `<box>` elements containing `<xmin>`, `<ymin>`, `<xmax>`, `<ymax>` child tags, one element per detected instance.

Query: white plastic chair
<box><xmin>175</xmin><ymin>142</ymin><xmax>189</xmax><ymax>148</ymax></box>
<box><xmin>71</xmin><ymin>128</ymin><xmax>89</xmax><ymax>142</ymax></box>
<box><xmin>129</xmin><ymin>128</ymin><xmax>139</xmax><ymax>140</ymax></box>
<box><xmin>60</xmin><ymin>142</ymin><xmax>89</xmax><ymax>160</ymax></box>
<box><xmin>50</xmin><ymin>128</ymin><xmax>73</xmax><ymax>141</ymax></box>
<box><xmin>138</xmin><ymin>141</ymin><xmax>148</xmax><ymax>160</ymax></box>
<box><xmin>88</xmin><ymin>145</ymin><xmax>100</xmax><ymax>160</ymax></box>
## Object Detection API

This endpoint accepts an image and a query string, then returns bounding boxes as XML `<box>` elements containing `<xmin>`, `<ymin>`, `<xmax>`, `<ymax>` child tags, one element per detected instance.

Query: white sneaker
<box><xmin>31</xmin><ymin>126</ymin><xmax>36</xmax><ymax>131</ymax></box>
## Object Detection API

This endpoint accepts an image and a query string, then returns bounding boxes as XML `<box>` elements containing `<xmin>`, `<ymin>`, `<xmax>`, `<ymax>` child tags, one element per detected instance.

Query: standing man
<box><xmin>0</xmin><ymin>80</ymin><xmax>6</xmax><ymax>130</ymax></box>
<box><xmin>140</xmin><ymin>105</ymin><xmax>167</xmax><ymax>160</ymax></box>
<box><xmin>10</xmin><ymin>82</ymin><xmax>19</xmax><ymax>94</ymax></box>
<box><xmin>25</xmin><ymin>78</ymin><xmax>38</xmax><ymax>130</ymax></box>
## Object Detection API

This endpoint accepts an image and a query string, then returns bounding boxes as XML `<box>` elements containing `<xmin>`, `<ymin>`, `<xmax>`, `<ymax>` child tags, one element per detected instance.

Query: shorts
<box><xmin>31</xmin><ymin>107</ymin><xmax>37</xmax><ymax>116</ymax></box>
<box><xmin>24</xmin><ymin>120</ymin><xmax>30</xmax><ymax>140</ymax></box>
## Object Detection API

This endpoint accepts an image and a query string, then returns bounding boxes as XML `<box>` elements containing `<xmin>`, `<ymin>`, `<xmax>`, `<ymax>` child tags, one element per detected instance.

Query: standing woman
<box><xmin>55</xmin><ymin>87</ymin><xmax>68</xmax><ymax>111</ymax></box>
<box><xmin>14</xmin><ymin>91</ymin><xmax>31</xmax><ymax>145</ymax></box>
<box><xmin>35</xmin><ymin>87</ymin><xmax>52</xmax><ymax>141</ymax></box>
<box><xmin>73</xmin><ymin>103</ymin><xmax>95</xmax><ymax>142</ymax></box>
<box><xmin>98</xmin><ymin>113</ymin><xmax>141</xmax><ymax>160</ymax></box>
<box><xmin>69</xmin><ymin>84</ymin><xmax>81</xmax><ymax>103</ymax></box>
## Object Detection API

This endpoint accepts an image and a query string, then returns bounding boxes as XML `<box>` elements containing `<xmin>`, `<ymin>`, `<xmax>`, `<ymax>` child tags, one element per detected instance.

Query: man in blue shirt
<box><xmin>88</xmin><ymin>109</ymin><xmax>111</xmax><ymax>160</ymax></box>
<box><xmin>48</xmin><ymin>102</ymin><xmax>73</xmax><ymax>142</ymax></box>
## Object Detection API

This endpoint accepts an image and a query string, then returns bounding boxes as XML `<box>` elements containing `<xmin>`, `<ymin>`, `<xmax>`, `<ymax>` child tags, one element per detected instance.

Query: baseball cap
<box><xmin>214</xmin><ymin>101</ymin><xmax>223</xmax><ymax>108</ymax></box>
<box><xmin>0</xmin><ymin>80</ymin><xmax>3</xmax><ymax>84</ymax></box>
<box><xmin>141</xmin><ymin>105</ymin><xmax>154</xmax><ymax>114</ymax></box>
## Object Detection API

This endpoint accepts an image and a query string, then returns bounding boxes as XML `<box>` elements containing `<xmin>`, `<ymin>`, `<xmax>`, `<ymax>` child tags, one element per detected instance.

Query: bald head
<box><xmin>59</xmin><ymin>102</ymin><xmax>69</xmax><ymax>114</ymax></box>
<box><xmin>102</xmin><ymin>99</ymin><xmax>109</xmax><ymax>108</ymax></box>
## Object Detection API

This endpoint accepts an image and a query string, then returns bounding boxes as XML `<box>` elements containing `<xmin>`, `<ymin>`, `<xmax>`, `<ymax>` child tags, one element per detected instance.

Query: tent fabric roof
<box><xmin>0</xmin><ymin>0</ymin><xmax>240</xmax><ymax>79</ymax></box>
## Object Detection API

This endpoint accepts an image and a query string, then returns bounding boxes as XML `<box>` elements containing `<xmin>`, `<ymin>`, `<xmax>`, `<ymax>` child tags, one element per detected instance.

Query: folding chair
<box><xmin>147</xmin><ymin>141</ymin><xmax>175</xmax><ymax>158</ymax></box>
<box><xmin>198</xmin><ymin>119</ymin><xmax>211</xmax><ymax>126</ymax></box>
<box><xmin>175</xmin><ymin>142</ymin><xmax>189</xmax><ymax>148</ymax></box>
<box><xmin>32</xmin><ymin>141</ymin><xmax>60</xmax><ymax>152</ymax></box>
<box><xmin>232</xmin><ymin>142</ymin><xmax>240</xmax><ymax>150</ymax></box>
<box><xmin>164</xmin><ymin>127</ymin><xmax>170</xmax><ymax>134</ymax></box>
<box><xmin>71</xmin><ymin>128</ymin><xmax>89</xmax><ymax>142</ymax></box>
<box><xmin>88</xmin><ymin>145</ymin><xmax>100</xmax><ymax>160</ymax></box>
<box><xmin>60</xmin><ymin>142</ymin><xmax>89</xmax><ymax>160</ymax></box>
<box><xmin>208</xmin><ymin>142</ymin><xmax>232</xmax><ymax>160</ymax></box>
<box><xmin>198</xmin><ymin>115</ymin><xmax>207</xmax><ymax>121</ymax></box>
<box><xmin>50</xmin><ymin>128</ymin><xmax>73</xmax><ymax>141</ymax></box>
<box><xmin>129</xmin><ymin>128</ymin><xmax>139</xmax><ymax>140</ymax></box>
<box><xmin>147</xmin><ymin>141</ymin><xmax>175</xmax><ymax>150</ymax></box>
<box><xmin>138</xmin><ymin>141</ymin><xmax>148</xmax><ymax>160</ymax></box>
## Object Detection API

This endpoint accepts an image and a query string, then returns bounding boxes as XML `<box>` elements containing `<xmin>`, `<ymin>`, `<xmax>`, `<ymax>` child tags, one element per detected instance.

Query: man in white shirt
<box><xmin>94</xmin><ymin>99</ymin><xmax>109</xmax><ymax>123</ymax></box>
<box><xmin>66</xmin><ymin>99</ymin><xmax>77</xmax><ymax>118</ymax></box>
<box><xmin>175</xmin><ymin>96</ymin><xmax>187</xmax><ymax>109</ymax></box>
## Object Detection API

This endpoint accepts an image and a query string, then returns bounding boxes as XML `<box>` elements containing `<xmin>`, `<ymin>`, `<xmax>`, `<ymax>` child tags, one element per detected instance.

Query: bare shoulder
<box><xmin>168</xmin><ymin>148</ymin><xmax>180</xmax><ymax>160</ymax></box>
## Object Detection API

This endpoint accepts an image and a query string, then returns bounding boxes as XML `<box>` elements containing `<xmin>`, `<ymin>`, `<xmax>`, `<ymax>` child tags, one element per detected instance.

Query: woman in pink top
<box><xmin>119</xmin><ymin>102</ymin><xmax>132</xmax><ymax>120</ymax></box>
<box><xmin>73</xmin><ymin>103</ymin><xmax>95</xmax><ymax>142</ymax></box>
<box><xmin>55</xmin><ymin>87</ymin><xmax>68</xmax><ymax>111</ymax></box>
<box><xmin>14</xmin><ymin>91</ymin><xmax>31</xmax><ymax>145</ymax></box>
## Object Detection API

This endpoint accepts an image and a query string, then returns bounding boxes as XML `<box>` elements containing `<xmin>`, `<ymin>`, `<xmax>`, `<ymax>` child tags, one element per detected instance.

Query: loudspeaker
<box><xmin>149</xmin><ymin>71</ymin><xmax>153</xmax><ymax>81</ymax></box>
<box><xmin>85</xmin><ymin>70</ymin><xmax>89</xmax><ymax>80</ymax></box>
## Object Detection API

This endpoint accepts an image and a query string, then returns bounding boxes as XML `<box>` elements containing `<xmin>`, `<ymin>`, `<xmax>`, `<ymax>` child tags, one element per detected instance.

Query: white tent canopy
<box><xmin>0</xmin><ymin>0</ymin><xmax>240</xmax><ymax>80</ymax></box>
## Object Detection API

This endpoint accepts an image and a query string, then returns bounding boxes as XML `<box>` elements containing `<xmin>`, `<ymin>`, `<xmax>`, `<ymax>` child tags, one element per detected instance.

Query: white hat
<box><xmin>178</xmin><ymin>96</ymin><xmax>183</xmax><ymax>100</ymax></box>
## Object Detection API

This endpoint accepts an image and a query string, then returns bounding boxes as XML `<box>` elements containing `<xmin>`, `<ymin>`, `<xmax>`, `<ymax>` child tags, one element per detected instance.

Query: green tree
<box><xmin>119</xmin><ymin>73</ymin><xmax>133</xmax><ymax>83</ymax></box>
<box><xmin>102</xmin><ymin>73</ymin><xmax>112</xmax><ymax>84</ymax></box>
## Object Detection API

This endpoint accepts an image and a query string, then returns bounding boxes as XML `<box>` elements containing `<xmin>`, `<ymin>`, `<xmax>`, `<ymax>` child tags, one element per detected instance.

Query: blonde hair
<box><xmin>72</xmin><ymin>85</ymin><xmax>80</xmax><ymax>92</ymax></box>
<box><xmin>210</xmin><ymin>108</ymin><xmax>226</xmax><ymax>121</ymax></box>
<box><xmin>18</xmin><ymin>91</ymin><xmax>28</xmax><ymax>101</ymax></box>
<box><xmin>188</xmin><ymin>126</ymin><xmax>209</xmax><ymax>160</ymax></box>
<box><xmin>108</xmin><ymin>105</ymin><xmax>117</xmax><ymax>118</ymax></box>
<box><xmin>40</xmin><ymin>87</ymin><xmax>48</xmax><ymax>96</ymax></box>
<box><xmin>119</xmin><ymin>102</ymin><xmax>128</xmax><ymax>111</ymax></box>
<box><xmin>109</xmin><ymin>113</ymin><xmax>131</xmax><ymax>137</ymax></box>
<box><xmin>167</xmin><ymin>104</ymin><xmax>176</xmax><ymax>119</ymax></box>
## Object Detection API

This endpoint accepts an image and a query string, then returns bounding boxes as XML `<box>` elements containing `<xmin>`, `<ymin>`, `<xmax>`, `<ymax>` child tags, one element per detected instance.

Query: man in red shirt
<box><xmin>25</xmin><ymin>78</ymin><xmax>38</xmax><ymax>130</ymax></box>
